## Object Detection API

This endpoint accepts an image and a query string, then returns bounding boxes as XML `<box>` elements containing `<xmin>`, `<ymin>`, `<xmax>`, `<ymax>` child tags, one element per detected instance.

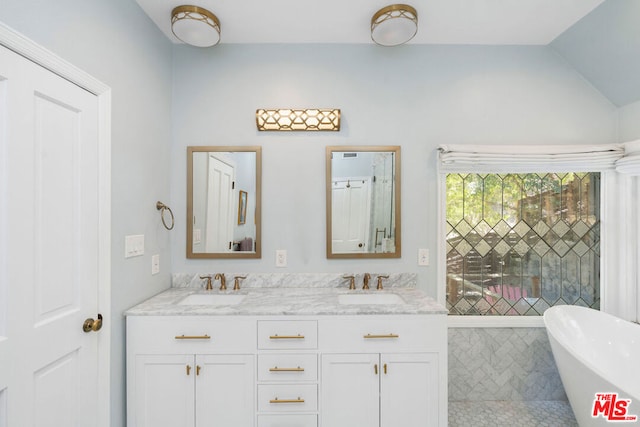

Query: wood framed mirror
<box><xmin>187</xmin><ymin>146</ymin><xmax>261</xmax><ymax>258</ymax></box>
<box><xmin>326</xmin><ymin>145</ymin><xmax>401</xmax><ymax>259</ymax></box>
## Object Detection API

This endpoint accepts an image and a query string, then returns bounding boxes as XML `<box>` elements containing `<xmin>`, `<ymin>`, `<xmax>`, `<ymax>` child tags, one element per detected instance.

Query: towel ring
<box><xmin>156</xmin><ymin>201</ymin><xmax>174</xmax><ymax>230</ymax></box>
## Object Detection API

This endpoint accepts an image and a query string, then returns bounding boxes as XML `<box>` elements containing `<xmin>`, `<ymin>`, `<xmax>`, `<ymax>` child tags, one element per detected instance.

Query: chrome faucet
<box><xmin>362</xmin><ymin>273</ymin><xmax>371</xmax><ymax>290</ymax></box>
<box><xmin>199</xmin><ymin>275</ymin><xmax>213</xmax><ymax>290</ymax></box>
<box><xmin>214</xmin><ymin>273</ymin><xmax>226</xmax><ymax>291</ymax></box>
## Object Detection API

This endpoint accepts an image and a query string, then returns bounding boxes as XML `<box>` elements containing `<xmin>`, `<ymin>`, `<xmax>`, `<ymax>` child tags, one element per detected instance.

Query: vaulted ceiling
<box><xmin>136</xmin><ymin>0</ymin><xmax>640</xmax><ymax>106</ymax></box>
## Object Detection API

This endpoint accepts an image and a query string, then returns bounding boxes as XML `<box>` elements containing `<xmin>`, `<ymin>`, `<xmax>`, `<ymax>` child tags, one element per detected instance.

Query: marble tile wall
<box><xmin>448</xmin><ymin>327</ymin><xmax>567</xmax><ymax>401</ymax></box>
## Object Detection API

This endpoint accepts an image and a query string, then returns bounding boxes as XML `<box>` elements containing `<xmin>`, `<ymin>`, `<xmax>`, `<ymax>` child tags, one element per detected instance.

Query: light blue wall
<box><xmin>619</xmin><ymin>100</ymin><xmax>640</xmax><ymax>142</ymax></box>
<box><xmin>170</xmin><ymin>44</ymin><xmax>617</xmax><ymax>298</ymax></box>
<box><xmin>0</xmin><ymin>1</ymin><xmax>173</xmax><ymax>426</ymax></box>
<box><xmin>551</xmin><ymin>0</ymin><xmax>640</xmax><ymax>107</ymax></box>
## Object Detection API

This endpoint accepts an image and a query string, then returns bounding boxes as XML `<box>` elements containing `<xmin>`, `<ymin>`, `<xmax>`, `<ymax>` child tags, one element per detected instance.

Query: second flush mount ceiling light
<box><xmin>171</xmin><ymin>5</ymin><xmax>221</xmax><ymax>47</ymax></box>
<box><xmin>371</xmin><ymin>4</ymin><xmax>418</xmax><ymax>46</ymax></box>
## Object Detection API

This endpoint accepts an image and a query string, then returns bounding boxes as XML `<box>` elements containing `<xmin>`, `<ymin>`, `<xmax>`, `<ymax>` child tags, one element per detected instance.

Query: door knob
<box><xmin>83</xmin><ymin>313</ymin><xmax>103</xmax><ymax>333</ymax></box>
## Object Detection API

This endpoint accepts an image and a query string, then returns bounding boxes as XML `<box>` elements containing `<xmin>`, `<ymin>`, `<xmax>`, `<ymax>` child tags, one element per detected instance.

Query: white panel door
<box><xmin>205</xmin><ymin>154</ymin><xmax>235</xmax><ymax>252</ymax></box>
<box><xmin>331</xmin><ymin>177</ymin><xmax>371</xmax><ymax>253</ymax></box>
<box><xmin>0</xmin><ymin>44</ymin><xmax>102</xmax><ymax>426</ymax></box>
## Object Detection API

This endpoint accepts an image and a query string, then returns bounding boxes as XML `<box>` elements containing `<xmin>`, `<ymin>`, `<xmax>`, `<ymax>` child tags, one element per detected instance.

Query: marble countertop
<box><xmin>125</xmin><ymin>286</ymin><xmax>447</xmax><ymax>316</ymax></box>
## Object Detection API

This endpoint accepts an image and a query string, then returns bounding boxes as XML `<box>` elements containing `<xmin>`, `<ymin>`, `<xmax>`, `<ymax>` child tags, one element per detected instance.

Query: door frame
<box><xmin>0</xmin><ymin>21</ymin><xmax>111</xmax><ymax>427</ymax></box>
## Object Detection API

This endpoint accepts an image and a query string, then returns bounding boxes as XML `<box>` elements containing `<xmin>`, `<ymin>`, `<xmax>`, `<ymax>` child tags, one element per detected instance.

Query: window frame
<box><xmin>437</xmin><ymin>145</ymin><xmax>638</xmax><ymax>327</ymax></box>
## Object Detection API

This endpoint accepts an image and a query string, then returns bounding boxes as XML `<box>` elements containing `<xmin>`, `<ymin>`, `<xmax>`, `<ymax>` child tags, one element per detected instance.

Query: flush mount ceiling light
<box><xmin>256</xmin><ymin>109</ymin><xmax>341</xmax><ymax>131</ymax></box>
<box><xmin>371</xmin><ymin>4</ymin><xmax>418</xmax><ymax>47</ymax></box>
<box><xmin>171</xmin><ymin>5</ymin><xmax>221</xmax><ymax>47</ymax></box>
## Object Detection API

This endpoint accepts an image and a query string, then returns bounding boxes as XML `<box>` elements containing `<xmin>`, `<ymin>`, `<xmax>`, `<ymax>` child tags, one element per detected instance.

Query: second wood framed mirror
<box><xmin>326</xmin><ymin>145</ymin><xmax>401</xmax><ymax>259</ymax></box>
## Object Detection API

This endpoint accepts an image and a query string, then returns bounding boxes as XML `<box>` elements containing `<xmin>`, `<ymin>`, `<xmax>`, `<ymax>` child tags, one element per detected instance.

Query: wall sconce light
<box><xmin>371</xmin><ymin>4</ymin><xmax>418</xmax><ymax>46</ymax></box>
<box><xmin>256</xmin><ymin>109</ymin><xmax>341</xmax><ymax>131</ymax></box>
<box><xmin>171</xmin><ymin>5</ymin><xmax>221</xmax><ymax>47</ymax></box>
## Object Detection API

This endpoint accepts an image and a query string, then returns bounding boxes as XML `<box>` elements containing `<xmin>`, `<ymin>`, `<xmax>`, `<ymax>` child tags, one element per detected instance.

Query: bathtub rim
<box><xmin>543</xmin><ymin>305</ymin><xmax>640</xmax><ymax>401</ymax></box>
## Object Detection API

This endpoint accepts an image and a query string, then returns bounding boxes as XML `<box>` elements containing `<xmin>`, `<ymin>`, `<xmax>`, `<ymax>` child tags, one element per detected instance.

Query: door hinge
<box><xmin>232</xmin><ymin>181</ymin><xmax>235</xmax><ymax>189</ymax></box>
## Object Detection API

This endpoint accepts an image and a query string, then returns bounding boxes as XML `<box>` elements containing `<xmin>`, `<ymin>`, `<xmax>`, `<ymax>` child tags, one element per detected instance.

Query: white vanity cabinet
<box><xmin>319</xmin><ymin>315</ymin><xmax>447</xmax><ymax>427</ymax></box>
<box><xmin>127</xmin><ymin>316</ymin><xmax>256</xmax><ymax>427</ymax></box>
<box><xmin>126</xmin><ymin>302</ymin><xmax>447</xmax><ymax>427</ymax></box>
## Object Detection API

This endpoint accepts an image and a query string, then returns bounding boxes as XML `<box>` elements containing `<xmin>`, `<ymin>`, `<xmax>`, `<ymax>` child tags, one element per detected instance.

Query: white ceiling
<box><xmin>136</xmin><ymin>0</ymin><xmax>604</xmax><ymax>46</ymax></box>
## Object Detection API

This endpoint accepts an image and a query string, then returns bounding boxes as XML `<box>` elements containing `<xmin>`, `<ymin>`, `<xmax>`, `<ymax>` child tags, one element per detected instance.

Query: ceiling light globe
<box><xmin>171</xmin><ymin>5</ymin><xmax>221</xmax><ymax>47</ymax></box>
<box><xmin>371</xmin><ymin>4</ymin><xmax>418</xmax><ymax>47</ymax></box>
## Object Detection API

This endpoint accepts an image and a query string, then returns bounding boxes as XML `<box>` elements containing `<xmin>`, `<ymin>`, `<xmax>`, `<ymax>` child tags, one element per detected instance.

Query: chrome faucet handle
<box><xmin>376</xmin><ymin>275</ymin><xmax>389</xmax><ymax>290</ymax></box>
<box><xmin>233</xmin><ymin>276</ymin><xmax>247</xmax><ymax>291</ymax></box>
<box><xmin>214</xmin><ymin>273</ymin><xmax>226</xmax><ymax>291</ymax></box>
<box><xmin>362</xmin><ymin>273</ymin><xmax>371</xmax><ymax>290</ymax></box>
<box><xmin>343</xmin><ymin>275</ymin><xmax>356</xmax><ymax>290</ymax></box>
<box><xmin>199</xmin><ymin>275</ymin><xmax>213</xmax><ymax>291</ymax></box>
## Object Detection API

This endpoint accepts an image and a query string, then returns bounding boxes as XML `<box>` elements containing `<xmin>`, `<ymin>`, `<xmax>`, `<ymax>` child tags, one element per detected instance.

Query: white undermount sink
<box><xmin>338</xmin><ymin>293</ymin><xmax>405</xmax><ymax>305</ymax></box>
<box><xmin>177</xmin><ymin>293</ymin><xmax>246</xmax><ymax>306</ymax></box>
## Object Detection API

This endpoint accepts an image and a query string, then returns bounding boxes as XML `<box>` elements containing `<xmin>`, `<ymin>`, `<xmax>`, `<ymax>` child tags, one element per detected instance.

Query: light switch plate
<box><xmin>418</xmin><ymin>248</ymin><xmax>429</xmax><ymax>266</ymax></box>
<box><xmin>125</xmin><ymin>235</ymin><xmax>145</xmax><ymax>258</ymax></box>
<box><xmin>275</xmin><ymin>249</ymin><xmax>287</xmax><ymax>268</ymax></box>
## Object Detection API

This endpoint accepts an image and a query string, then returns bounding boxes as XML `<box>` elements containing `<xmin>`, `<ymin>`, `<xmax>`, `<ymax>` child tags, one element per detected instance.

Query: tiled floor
<box><xmin>449</xmin><ymin>400</ymin><xmax>578</xmax><ymax>426</ymax></box>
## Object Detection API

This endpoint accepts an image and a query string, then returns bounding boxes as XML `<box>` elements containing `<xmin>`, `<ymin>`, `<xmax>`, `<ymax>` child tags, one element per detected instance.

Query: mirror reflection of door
<box><xmin>331</xmin><ymin>177</ymin><xmax>371</xmax><ymax>253</ymax></box>
<box><xmin>188</xmin><ymin>146</ymin><xmax>261</xmax><ymax>259</ymax></box>
<box><xmin>205</xmin><ymin>154</ymin><xmax>236</xmax><ymax>252</ymax></box>
<box><xmin>326</xmin><ymin>146</ymin><xmax>401</xmax><ymax>259</ymax></box>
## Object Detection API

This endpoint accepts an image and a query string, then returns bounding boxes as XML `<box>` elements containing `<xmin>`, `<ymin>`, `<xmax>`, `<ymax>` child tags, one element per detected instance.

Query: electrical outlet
<box><xmin>418</xmin><ymin>248</ymin><xmax>429</xmax><ymax>266</ymax></box>
<box><xmin>151</xmin><ymin>254</ymin><xmax>160</xmax><ymax>275</ymax></box>
<box><xmin>275</xmin><ymin>249</ymin><xmax>287</xmax><ymax>267</ymax></box>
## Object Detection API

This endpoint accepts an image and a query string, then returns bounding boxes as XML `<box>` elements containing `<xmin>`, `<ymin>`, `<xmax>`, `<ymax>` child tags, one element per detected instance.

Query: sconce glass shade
<box><xmin>256</xmin><ymin>109</ymin><xmax>341</xmax><ymax>131</ymax></box>
<box><xmin>371</xmin><ymin>4</ymin><xmax>418</xmax><ymax>46</ymax></box>
<box><xmin>171</xmin><ymin>5</ymin><xmax>221</xmax><ymax>47</ymax></box>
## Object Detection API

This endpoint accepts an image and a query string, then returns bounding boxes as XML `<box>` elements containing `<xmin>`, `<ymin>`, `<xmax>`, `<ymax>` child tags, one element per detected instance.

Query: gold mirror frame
<box><xmin>326</xmin><ymin>145</ymin><xmax>401</xmax><ymax>259</ymax></box>
<box><xmin>187</xmin><ymin>146</ymin><xmax>262</xmax><ymax>259</ymax></box>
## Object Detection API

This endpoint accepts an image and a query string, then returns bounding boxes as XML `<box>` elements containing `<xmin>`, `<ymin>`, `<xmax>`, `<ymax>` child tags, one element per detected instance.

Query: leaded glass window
<box><xmin>446</xmin><ymin>173</ymin><xmax>600</xmax><ymax>316</ymax></box>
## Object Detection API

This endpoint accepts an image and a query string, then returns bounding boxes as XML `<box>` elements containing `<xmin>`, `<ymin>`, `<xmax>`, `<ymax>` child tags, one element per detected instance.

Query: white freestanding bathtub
<box><xmin>544</xmin><ymin>306</ymin><xmax>640</xmax><ymax>426</ymax></box>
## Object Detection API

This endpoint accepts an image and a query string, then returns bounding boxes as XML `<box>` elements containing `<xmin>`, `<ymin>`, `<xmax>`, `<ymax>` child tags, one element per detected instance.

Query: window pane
<box><xmin>446</xmin><ymin>172</ymin><xmax>600</xmax><ymax>316</ymax></box>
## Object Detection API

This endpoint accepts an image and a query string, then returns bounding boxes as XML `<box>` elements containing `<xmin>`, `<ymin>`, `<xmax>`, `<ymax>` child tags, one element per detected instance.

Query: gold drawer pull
<box><xmin>269</xmin><ymin>366</ymin><xmax>305</xmax><ymax>372</ymax></box>
<box><xmin>269</xmin><ymin>334</ymin><xmax>305</xmax><ymax>339</ymax></box>
<box><xmin>270</xmin><ymin>397</ymin><xmax>305</xmax><ymax>404</ymax></box>
<box><xmin>175</xmin><ymin>334</ymin><xmax>211</xmax><ymax>340</ymax></box>
<box><xmin>364</xmin><ymin>333</ymin><xmax>399</xmax><ymax>339</ymax></box>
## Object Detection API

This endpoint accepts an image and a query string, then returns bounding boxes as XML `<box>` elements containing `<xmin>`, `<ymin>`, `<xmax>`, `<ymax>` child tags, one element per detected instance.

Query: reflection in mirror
<box><xmin>326</xmin><ymin>146</ymin><xmax>401</xmax><ymax>258</ymax></box>
<box><xmin>187</xmin><ymin>146</ymin><xmax>261</xmax><ymax>258</ymax></box>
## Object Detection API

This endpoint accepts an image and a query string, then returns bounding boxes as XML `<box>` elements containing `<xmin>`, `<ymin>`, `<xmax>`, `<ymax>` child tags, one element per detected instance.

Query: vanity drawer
<box><xmin>319</xmin><ymin>315</ymin><xmax>445</xmax><ymax>352</ymax></box>
<box><xmin>258</xmin><ymin>354</ymin><xmax>318</xmax><ymax>382</ymax></box>
<box><xmin>127</xmin><ymin>316</ymin><xmax>256</xmax><ymax>353</ymax></box>
<box><xmin>258</xmin><ymin>320</ymin><xmax>318</xmax><ymax>349</ymax></box>
<box><xmin>257</xmin><ymin>384</ymin><xmax>318</xmax><ymax>412</ymax></box>
<box><xmin>258</xmin><ymin>414</ymin><xmax>317</xmax><ymax>427</ymax></box>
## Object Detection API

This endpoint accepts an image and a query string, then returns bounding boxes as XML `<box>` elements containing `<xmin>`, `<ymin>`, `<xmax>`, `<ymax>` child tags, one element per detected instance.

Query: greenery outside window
<box><xmin>446</xmin><ymin>172</ymin><xmax>600</xmax><ymax>316</ymax></box>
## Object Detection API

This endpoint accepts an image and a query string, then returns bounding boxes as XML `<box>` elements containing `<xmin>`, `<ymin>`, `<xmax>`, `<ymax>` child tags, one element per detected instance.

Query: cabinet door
<box><xmin>195</xmin><ymin>354</ymin><xmax>254</xmax><ymax>427</ymax></box>
<box><xmin>321</xmin><ymin>354</ymin><xmax>379</xmax><ymax>427</ymax></box>
<box><xmin>380</xmin><ymin>353</ymin><xmax>439</xmax><ymax>427</ymax></box>
<box><xmin>134</xmin><ymin>354</ymin><xmax>195</xmax><ymax>427</ymax></box>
